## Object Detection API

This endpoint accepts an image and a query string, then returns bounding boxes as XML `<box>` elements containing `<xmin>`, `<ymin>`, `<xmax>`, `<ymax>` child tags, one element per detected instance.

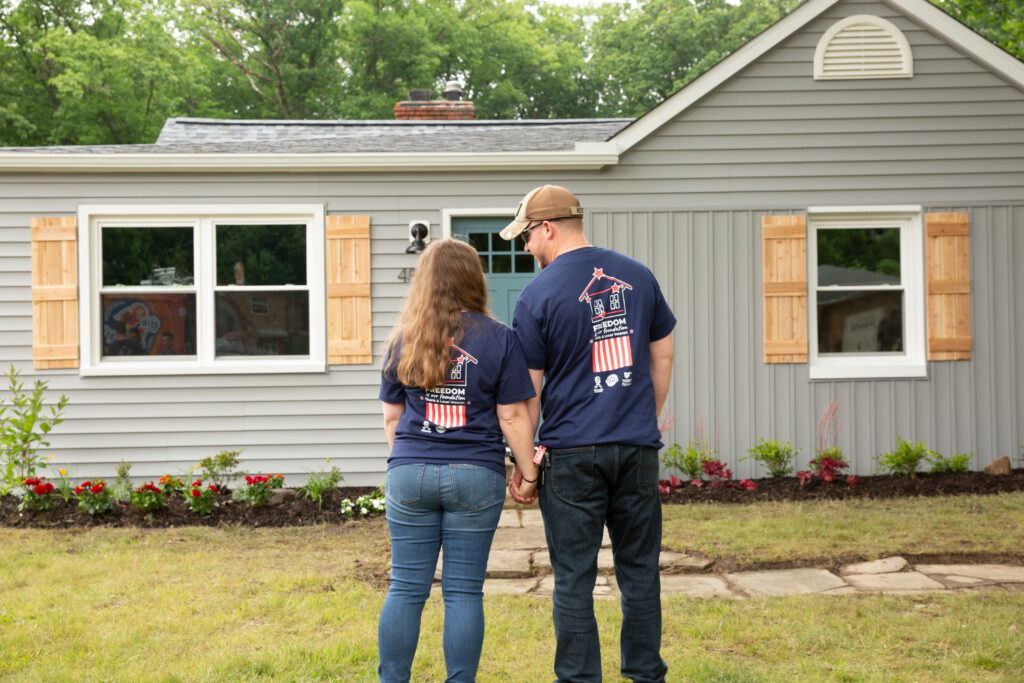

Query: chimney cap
<box><xmin>442</xmin><ymin>81</ymin><xmax>464</xmax><ymax>101</ymax></box>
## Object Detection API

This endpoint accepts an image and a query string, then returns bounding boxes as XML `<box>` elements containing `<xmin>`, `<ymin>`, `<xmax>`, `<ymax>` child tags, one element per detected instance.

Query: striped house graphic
<box><xmin>425</xmin><ymin>401</ymin><xmax>467</xmax><ymax>428</ymax></box>
<box><xmin>593</xmin><ymin>335</ymin><xmax>633</xmax><ymax>373</ymax></box>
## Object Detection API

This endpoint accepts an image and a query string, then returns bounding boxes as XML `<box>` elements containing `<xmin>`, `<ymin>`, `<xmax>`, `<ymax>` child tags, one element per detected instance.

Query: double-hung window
<box><xmin>79</xmin><ymin>205</ymin><xmax>325</xmax><ymax>375</ymax></box>
<box><xmin>807</xmin><ymin>207</ymin><xmax>926</xmax><ymax>379</ymax></box>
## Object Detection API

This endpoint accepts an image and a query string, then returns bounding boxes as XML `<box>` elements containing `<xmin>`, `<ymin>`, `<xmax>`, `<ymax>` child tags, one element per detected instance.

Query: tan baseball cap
<box><xmin>500</xmin><ymin>185</ymin><xmax>584</xmax><ymax>240</ymax></box>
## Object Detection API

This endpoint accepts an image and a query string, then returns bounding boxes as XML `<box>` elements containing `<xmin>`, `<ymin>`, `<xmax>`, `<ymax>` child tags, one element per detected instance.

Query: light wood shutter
<box><xmin>762</xmin><ymin>215</ymin><xmax>808</xmax><ymax>363</ymax></box>
<box><xmin>925</xmin><ymin>212</ymin><xmax>970</xmax><ymax>361</ymax></box>
<box><xmin>326</xmin><ymin>215</ymin><xmax>372</xmax><ymax>365</ymax></box>
<box><xmin>31</xmin><ymin>217</ymin><xmax>79</xmax><ymax>369</ymax></box>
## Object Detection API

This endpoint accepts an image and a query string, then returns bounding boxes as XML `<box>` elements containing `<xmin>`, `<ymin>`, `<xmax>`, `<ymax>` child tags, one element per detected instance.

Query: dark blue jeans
<box><xmin>378</xmin><ymin>463</ymin><xmax>505</xmax><ymax>683</ymax></box>
<box><xmin>539</xmin><ymin>444</ymin><xmax>667</xmax><ymax>683</ymax></box>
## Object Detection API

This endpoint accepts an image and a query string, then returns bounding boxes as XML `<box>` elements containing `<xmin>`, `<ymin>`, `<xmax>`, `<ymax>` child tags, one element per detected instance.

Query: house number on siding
<box><xmin>398</xmin><ymin>268</ymin><xmax>415</xmax><ymax>283</ymax></box>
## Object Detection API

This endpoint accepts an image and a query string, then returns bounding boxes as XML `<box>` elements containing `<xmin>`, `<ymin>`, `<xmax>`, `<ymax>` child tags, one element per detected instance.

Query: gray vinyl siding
<box><xmin>2</xmin><ymin>0</ymin><xmax>1023</xmax><ymax>481</ymax></box>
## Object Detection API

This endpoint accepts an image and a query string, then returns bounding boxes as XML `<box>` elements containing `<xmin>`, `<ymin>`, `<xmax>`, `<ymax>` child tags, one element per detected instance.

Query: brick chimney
<box><xmin>394</xmin><ymin>81</ymin><xmax>475</xmax><ymax>121</ymax></box>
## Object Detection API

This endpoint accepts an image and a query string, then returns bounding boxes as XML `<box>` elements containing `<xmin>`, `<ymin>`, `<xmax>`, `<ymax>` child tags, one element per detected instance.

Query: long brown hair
<box><xmin>384</xmin><ymin>239</ymin><xmax>490</xmax><ymax>391</ymax></box>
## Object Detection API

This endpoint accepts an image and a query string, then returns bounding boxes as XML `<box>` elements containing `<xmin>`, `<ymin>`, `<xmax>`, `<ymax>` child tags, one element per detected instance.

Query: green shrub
<box><xmin>876</xmin><ymin>436</ymin><xmax>935</xmax><ymax>478</ymax></box>
<box><xmin>197</xmin><ymin>449</ymin><xmax>243</xmax><ymax>490</ymax></box>
<box><xmin>1</xmin><ymin>365</ymin><xmax>68</xmax><ymax>494</ymax></box>
<box><xmin>928</xmin><ymin>451</ymin><xmax>972</xmax><ymax>473</ymax></box>
<box><xmin>661</xmin><ymin>440</ymin><xmax>711</xmax><ymax>480</ymax></box>
<box><xmin>744</xmin><ymin>438</ymin><xmax>799</xmax><ymax>478</ymax></box>
<box><xmin>299</xmin><ymin>461</ymin><xmax>344</xmax><ymax>510</ymax></box>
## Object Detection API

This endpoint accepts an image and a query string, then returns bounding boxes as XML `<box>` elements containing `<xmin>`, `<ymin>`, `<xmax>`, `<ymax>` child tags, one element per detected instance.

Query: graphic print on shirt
<box><xmin>423</xmin><ymin>339</ymin><xmax>477</xmax><ymax>428</ymax></box>
<box><xmin>579</xmin><ymin>268</ymin><xmax>635</xmax><ymax>376</ymax></box>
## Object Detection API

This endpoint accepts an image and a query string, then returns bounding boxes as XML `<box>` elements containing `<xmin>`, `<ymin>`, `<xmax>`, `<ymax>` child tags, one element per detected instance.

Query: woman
<box><xmin>378</xmin><ymin>239</ymin><xmax>539</xmax><ymax>682</ymax></box>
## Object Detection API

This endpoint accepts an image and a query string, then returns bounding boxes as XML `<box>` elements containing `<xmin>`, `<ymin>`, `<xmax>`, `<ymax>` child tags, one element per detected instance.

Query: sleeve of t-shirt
<box><xmin>378</xmin><ymin>342</ymin><xmax>406</xmax><ymax>403</ymax></box>
<box><xmin>512</xmin><ymin>295</ymin><xmax>547</xmax><ymax>370</ymax></box>
<box><xmin>648</xmin><ymin>273</ymin><xmax>677</xmax><ymax>342</ymax></box>
<box><xmin>496</xmin><ymin>331</ymin><xmax>538</xmax><ymax>405</ymax></box>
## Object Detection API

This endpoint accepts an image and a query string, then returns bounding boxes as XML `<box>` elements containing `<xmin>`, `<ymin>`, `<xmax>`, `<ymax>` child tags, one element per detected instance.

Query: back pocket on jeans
<box><xmin>386</xmin><ymin>463</ymin><xmax>425</xmax><ymax>505</ymax></box>
<box><xmin>450</xmin><ymin>465</ymin><xmax>500</xmax><ymax>511</ymax></box>
<box><xmin>550</xmin><ymin>449</ymin><xmax>596</xmax><ymax>502</ymax></box>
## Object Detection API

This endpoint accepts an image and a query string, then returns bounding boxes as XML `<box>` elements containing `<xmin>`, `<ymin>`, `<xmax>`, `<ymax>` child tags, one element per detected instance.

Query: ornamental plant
<box><xmin>111</xmin><ymin>460</ymin><xmax>133</xmax><ymax>502</ymax></box>
<box><xmin>796</xmin><ymin>453</ymin><xmax>859</xmax><ymax>487</ymax></box>
<box><xmin>183</xmin><ymin>480</ymin><xmax>219</xmax><ymax>516</ymax></box>
<box><xmin>197</xmin><ymin>449</ymin><xmax>243</xmax><ymax>490</ymax></box>
<box><xmin>74</xmin><ymin>480</ymin><xmax>114</xmax><ymax>516</ymax></box>
<box><xmin>700</xmin><ymin>458</ymin><xmax>733</xmax><ymax>489</ymax></box>
<box><xmin>744</xmin><ymin>438</ymin><xmax>800</xmax><ymax>477</ymax></box>
<box><xmin>232</xmin><ymin>473</ymin><xmax>284</xmax><ymax>507</ymax></box>
<box><xmin>340</xmin><ymin>488</ymin><xmax>385</xmax><ymax>518</ymax></box>
<box><xmin>1</xmin><ymin>365</ymin><xmax>69</xmax><ymax>494</ymax></box>
<box><xmin>131</xmin><ymin>482</ymin><xmax>169</xmax><ymax>512</ymax></box>
<box><xmin>660</xmin><ymin>416</ymin><xmax>717</xmax><ymax>480</ymax></box>
<box><xmin>55</xmin><ymin>468</ymin><xmax>75</xmax><ymax>503</ymax></box>
<box><xmin>159</xmin><ymin>474</ymin><xmax>187</xmax><ymax>495</ymax></box>
<box><xmin>657</xmin><ymin>474</ymin><xmax>683</xmax><ymax>495</ymax></box>
<box><xmin>876</xmin><ymin>436</ymin><xmax>935</xmax><ymax>478</ymax></box>
<box><xmin>929</xmin><ymin>451</ymin><xmax>972</xmax><ymax>473</ymax></box>
<box><xmin>19</xmin><ymin>477</ymin><xmax>58</xmax><ymax>511</ymax></box>
<box><xmin>299</xmin><ymin>460</ymin><xmax>345</xmax><ymax>510</ymax></box>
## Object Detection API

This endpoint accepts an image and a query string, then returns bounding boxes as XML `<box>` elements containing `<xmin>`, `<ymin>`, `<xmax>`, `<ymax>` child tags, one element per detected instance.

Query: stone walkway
<box><xmin>432</xmin><ymin>507</ymin><xmax>1024</xmax><ymax>599</ymax></box>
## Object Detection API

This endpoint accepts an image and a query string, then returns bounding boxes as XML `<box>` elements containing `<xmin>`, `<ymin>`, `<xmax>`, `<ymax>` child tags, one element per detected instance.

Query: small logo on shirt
<box><xmin>593</xmin><ymin>376</ymin><xmax>603</xmax><ymax>393</ymax></box>
<box><xmin>421</xmin><ymin>420</ymin><xmax>432</xmax><ymax>433</ymax></box>
<box><xmin>606</xmin><ymin>373</ymin><xmax>618</xmax><ymax>387</ymax></box>
<box><xmin>623</xmin><ymin>371</ymin><xmax>633</xmax><ymax>387</ymax></box>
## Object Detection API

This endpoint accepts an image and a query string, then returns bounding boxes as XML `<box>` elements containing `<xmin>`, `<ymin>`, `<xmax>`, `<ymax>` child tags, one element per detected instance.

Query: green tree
<box><xmin>932</xmin><ymin>0</ymin><xmax>1024</xmax><ymax>60</ymax></box>
<box><xmin>0</xmin><ymin>0</ymin><xmax>207</xmax><ymax>145</ymax></box>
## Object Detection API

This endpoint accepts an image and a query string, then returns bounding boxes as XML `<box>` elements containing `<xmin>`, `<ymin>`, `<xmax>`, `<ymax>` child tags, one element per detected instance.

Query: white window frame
<box><xmin>807</xmin><ymin>206</ymin><xmax>926</xmax><ymax>380</ymax></box>
<box><xmin>441</xmin><ymin>207</ymin><xmax>514</xmax><ymax>240</ymax></box>
<box><xmin>78</xmin><ymin>204</ymin><xmax>326</xmax><ymax>376</ymax></box>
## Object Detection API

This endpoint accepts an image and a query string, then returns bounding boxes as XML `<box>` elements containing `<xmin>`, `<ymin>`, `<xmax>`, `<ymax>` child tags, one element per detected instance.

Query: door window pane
<box><xmin>468</xmin><ymin>232</ymin><xmax>489</xmax><ymax>252</ymax></box>
<box><xmin>817</xmin><ymin>228</ymin><xmax>901</xmax><ymax>286</ymax></box>
<box><xmin>215</xmin><ymin>291</ymin><xmax>310</xmax><ymax>356</ymax></box>
<box><xmin>492</xmin><ymin>254</ymin><xmax>512</xmax><ymax>273</ymax></box>
<box><xmin>515</xmin><ymin>254</ymin><xmax>535</xmax><ymax>272</ymax></box>
<box><xmin>102</xmin><ymin>227</ymin><xmax>193</xmax><ymax>287</ymax></box>
<box><xmin>216</xmin><ymin>224</ymin><xmax>306</xmax><ymax>286</ymax></box>
<box><xmin>818</xmin><ymin>290</ymin><xmax>903</xmax><ymax>353</ymax></box>
<box><xmin>101</xmin><ymin>293</ymin><xmax>196</xmax><ymax>356</ymax></box>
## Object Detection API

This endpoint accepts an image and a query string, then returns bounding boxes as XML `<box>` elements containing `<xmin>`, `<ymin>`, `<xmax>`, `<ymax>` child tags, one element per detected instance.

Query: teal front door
<box><xmin>454</xmin><ymin>217</ymin><xmax>538</xmax><ymax>327</ymax></box>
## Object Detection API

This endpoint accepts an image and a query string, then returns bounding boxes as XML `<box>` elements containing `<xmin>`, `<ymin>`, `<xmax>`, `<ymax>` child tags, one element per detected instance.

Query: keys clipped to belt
<box><xmin>533</xmin><ymin>444</ymin><xmax>551</xmax><ymax>486</ymax></box>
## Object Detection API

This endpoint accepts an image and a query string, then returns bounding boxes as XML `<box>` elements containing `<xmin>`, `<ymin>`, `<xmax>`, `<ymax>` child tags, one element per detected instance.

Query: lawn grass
<box><xmin>661</xmin><ymin>492</ymin><xmax>1024</xmax><ymax>567</ymax></box>
<box><xmin>1</xmin><ymin>495</ymin><xmax>1023</xmax><ymax>681</ymax></box>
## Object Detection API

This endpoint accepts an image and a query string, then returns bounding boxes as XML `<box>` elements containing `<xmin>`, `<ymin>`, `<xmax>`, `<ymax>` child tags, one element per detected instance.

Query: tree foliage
<box><xmin>1</xmin><ymin>0</ymin><xmax>1021</xmax><ymax>146</ymax></box>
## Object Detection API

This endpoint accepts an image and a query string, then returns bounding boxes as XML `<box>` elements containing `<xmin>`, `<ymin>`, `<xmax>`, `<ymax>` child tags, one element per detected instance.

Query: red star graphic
<box><xmin>593</xmin><ymin>268</ymin><xmax>604</xmax><ymax>279</ymax></box>
<box><xmin>611</xmin><ymin>284</ymin><xmax>620</xmax><ymax>292</ymax></box>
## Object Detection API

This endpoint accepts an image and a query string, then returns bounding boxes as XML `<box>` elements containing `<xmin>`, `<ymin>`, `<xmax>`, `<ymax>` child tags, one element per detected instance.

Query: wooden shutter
<box><xmin>326</xmin><ymin>215</ymin><xmax>372</xmax><ymax>365</ymax></box>
<box><xmin>31</xmin><ymin>217</ymin><xmax>79</xmax><ymax>369</ymax></box>
<box><xmin>925</xmin><ymin>212</ymin><xmax>970</xmax><ymax>360</ymax></box>
<box><xmin>762</xmin><ymin>215</ymin><xmax>808</xmax><ymax>363</ymax></box>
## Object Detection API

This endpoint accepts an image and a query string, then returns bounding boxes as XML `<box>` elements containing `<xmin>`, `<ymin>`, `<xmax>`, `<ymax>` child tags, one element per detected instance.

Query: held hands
<box><xmin>508</xmin><ymin>464</ymin><xmax>538</xmax><ymax>504</ymax></box>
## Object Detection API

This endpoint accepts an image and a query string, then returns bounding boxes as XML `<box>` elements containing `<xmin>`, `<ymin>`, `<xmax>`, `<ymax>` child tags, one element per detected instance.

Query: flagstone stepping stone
<box><xmin>844</xmin><ymin>572</ymin><xmax>945</xmax><ymax>592</ymax></box>
<box><xmin>840</xmin><ymin>556</ymin><xmax>908</xmax><ymax>575</ymax></box>
<box><xmin>725</xmin><ymin>568</ymin><xmax>847</xmax><ymax>597</ymax></box>
<box><xmin>660</xmin><ymin>575</ymin><xmax>733</xmax><ymax>599</ymax></box>
<box><xmin>914</xmin><ymin>564</ymin><xmax>1024</xmax><ymax>583</ymax></box>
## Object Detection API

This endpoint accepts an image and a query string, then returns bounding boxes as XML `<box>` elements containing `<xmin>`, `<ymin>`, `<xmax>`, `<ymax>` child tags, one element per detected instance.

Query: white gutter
<box><xmin>0</xmin><ymin>149</ymin><xmax>619</xmax><ymax>173</ymax></box>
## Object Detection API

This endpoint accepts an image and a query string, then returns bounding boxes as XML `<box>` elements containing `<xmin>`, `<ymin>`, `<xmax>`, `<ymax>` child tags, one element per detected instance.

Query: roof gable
<box><xmin>595</xmin><ymin>0</ymin><xmax>1024</xmax><ymax>157</ymax></box>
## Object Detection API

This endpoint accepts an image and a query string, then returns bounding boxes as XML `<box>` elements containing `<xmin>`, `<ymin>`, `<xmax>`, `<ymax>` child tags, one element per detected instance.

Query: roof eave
<box><xmin>0</xmin><ymin>150</ymin><xmax>620</xmax><ymax>173</ymax></box>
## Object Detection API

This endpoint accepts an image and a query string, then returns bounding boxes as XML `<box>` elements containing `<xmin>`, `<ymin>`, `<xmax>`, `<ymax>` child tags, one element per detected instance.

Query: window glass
<box><xmin>492</xmin><ymin>254</ymin><xmax>511</xmax><ymax>273</ymax></box>
<box><xmin>817</xmin><ymin>290</ymin><xmax>903</xmax><ymax>354</ymax></box>
<box><xmin>216</xmin><ymin>224</ymin><xmax>306</xmax><ymax>286</ymax></box>
<box><xmin>215</xmin><ymin>291</ymin><xmax>310</xmax><ymax>356</ymax></box>
<box><xmin>515</xmin><ymin>254</ymin><xmax>535</xmax><ymax>272</ymax></box>
<box><xmin>817</xmin><ymin>227</ymin><xmax>900</xmax><ymax>286</ymax></box>
<box><xmin>468</xmin><ymin>232</ymin><xmax>489</xmax><ymax>252</ymax></box>
<box><xmin>101</xmin><ymin>293</ymin><xmax>196</xmax><ymax>356</ymax></box>
<box><xmin>102</xmin><ymin>227</ymin><xmax>193</xmax><ymax>287</ymax></box>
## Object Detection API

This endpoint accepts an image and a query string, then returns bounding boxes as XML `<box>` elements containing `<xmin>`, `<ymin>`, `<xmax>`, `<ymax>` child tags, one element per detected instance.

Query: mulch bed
<box><xmin>1</xmin><ymin>486</ymin><xmax>381</xmax><ymax>529</ymax></box>
<box><xmin>5</xmin><ymin>471</ymin><xmax>1024</xmax><ymax>529</ymax></box>
<box><xmin>661</xmin><ymin>469</ymin><xmax>1024</xmax><ymax>504</ymax></box>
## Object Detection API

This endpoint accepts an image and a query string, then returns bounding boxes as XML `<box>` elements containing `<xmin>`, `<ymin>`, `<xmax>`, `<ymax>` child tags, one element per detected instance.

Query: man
<box><xmin>503</xmin><ymin>185</ymin><xmax>675</xmax><ymax>682</ymax></box>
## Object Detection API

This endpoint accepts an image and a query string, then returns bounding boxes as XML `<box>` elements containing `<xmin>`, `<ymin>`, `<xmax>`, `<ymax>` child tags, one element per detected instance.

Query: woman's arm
<box><xmin>497</xmin><ymin>399</ymin><xmax>539</xmax><ymax>500</ymax></box>
<box><xmin>382</xmin><ymin>401</ymin><xmax>405</xmax><ymax>449</ymax></box>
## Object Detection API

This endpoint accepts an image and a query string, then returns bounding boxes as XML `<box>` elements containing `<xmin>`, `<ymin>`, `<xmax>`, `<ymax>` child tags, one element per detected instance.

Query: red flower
<box><xmin>796</xmin><ymin>470</ymin><xmax>812</xmax><ymax>486</ymax></box>
<box><xmin>91</xmin><ymin>483</ymin><xmax>105</xmax><ymax>494</ymax></box>
<box><xmin>669</xmin><ymin>475</ymin><xmax>682</xmax><ymax>489</ymax></box>
<box><xmin>191</xmin><ymin>489</ymin><xmax>201</xmax><ymax>498</ymax></box>
<box><xmin>740</xmin><ymin>479</ymin><xmax>758</xmax><ymax>491</ymax></box>
<box><xmin>245</xmin><ymin>476</ymin><xmax>254</xmax><ymax>484</ymax></box>
<box><xmin>74</xmin><ymin>484</ymin><xmax>85</xmax><ymax>494</ymax></box>
<box><xmin>193</xmin><ymin>480</ymin><xmax>202</xmax><ymax>487</ymax></box>
<box><xmin>208</xmin><ymin>484</ymin><xmax>218</xmax><ymax>492</ymax></box>
<box><xmin>24</xmin><ymin>478</ymin><xmax>41</xmax><ymax>486</ymax></box>
<box><xmin>846</xmin><ymin>475</ymin><xmax>860</xmax><ymax>487</ymax></box>
<box><xmin>34</xmin><ymin>483</ymin><xmax>54</xmax><ymax>495</ymax></box>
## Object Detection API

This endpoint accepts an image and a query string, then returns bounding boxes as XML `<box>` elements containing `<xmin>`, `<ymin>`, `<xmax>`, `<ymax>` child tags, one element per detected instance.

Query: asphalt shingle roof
<box><xmin>3</xmin><ymin>117</ymin><xmax>633</xmax><ymax>154</ymax></box>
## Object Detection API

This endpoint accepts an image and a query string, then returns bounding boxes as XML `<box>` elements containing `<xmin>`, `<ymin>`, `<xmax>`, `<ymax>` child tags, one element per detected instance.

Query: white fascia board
<box><xmin>609</xmin><ymin>0</ymin><xmax>840</xmax><ymax>155</ymax></box>
<box><xmin>0</xmin><ymin>150</ymin><xmax>618</xmax><ymax>173</ymax></box>
<box><xmin>884</xmin><ymin>0</ymin><xmax>1024</xmax><ymax>91</ymax></box>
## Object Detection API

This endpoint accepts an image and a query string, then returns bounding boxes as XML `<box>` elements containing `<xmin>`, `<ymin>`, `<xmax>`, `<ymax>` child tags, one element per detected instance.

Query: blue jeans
<box><xmin>539</xmin><ymin>444</ymin><xmax>667</xmax><ymax>683</ymax></box>
<box><xmin>378</xmin><ymin>463</ymin><xmax>504</xmax><ymax>683</ymax></box>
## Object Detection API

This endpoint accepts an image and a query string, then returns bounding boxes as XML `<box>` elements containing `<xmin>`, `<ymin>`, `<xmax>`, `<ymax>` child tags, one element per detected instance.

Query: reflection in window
<box><xmin>817</xmin><ymin>228</ymin><xmax>900</xmax><ymax>285</ymax></box>
<box><xmin>818</xmin><ymin>290</ymin><xmax>903</xmax><ymax>353</ymax></box>
<box><xmin>102</xmin><ymin>227</ymin><xmax>193</xmax><ymax>287</ymax></box>
<box><xmin>216</xmin><ymin>224</ymin><xmax>306</xmax><ymax>286</ymax></box>
<box><xmin>215</xmin><ymin>291</ymin><xmax>309</xmax><ymax>356</ymax></box>
<box><xmin>101</xmin><ymin>293</ymin><xmax>196</xmax><ymax>356</ymax></box>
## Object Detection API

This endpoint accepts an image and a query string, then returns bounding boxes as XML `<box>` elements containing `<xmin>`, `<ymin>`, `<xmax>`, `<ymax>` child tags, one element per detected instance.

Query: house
<box><xmin>2</xmin><ymin>0</ymin><xmax>1022</xmax><ymax>482</ymax></box>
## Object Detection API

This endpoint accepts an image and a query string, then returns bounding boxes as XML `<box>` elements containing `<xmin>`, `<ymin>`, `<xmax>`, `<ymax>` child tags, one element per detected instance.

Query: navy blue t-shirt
<box><xmin>513</xmin><ymin>246</ymin><xmax>676</xmax><ymax>449</ymax></box>
<box><xmin>379</xmin><ymin>312</ymin><xmax>536</xmax><ymax>475</ymax></box>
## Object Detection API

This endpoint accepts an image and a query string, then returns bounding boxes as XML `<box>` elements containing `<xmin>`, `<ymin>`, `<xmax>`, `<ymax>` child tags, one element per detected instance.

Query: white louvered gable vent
<box><xmin>814</xmin><ymin>15</ymin><xmax>913</xmax><ymax>80</ymax></box>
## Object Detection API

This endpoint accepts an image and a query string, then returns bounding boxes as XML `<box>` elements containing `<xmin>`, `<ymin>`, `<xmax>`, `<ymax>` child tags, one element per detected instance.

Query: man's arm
<box><xmin>649</xmin><ymin>334</ymin><xmax>674</xmax><ymax>417</ymax></box>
